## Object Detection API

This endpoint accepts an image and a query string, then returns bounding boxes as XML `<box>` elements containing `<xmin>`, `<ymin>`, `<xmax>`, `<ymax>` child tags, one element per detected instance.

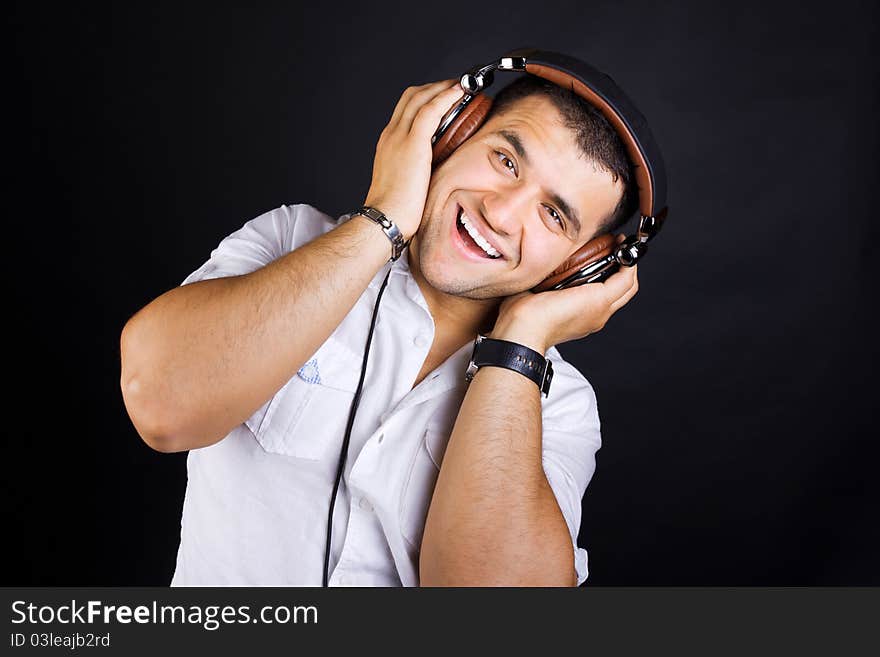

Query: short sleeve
<box><xmin>180</xmin><ymin>205</ymin><xmax>297</xmax><ymax>286</ymax></box>
<box><xmin>540</xmin><ymin>353</ymin><xmax>602</xmax><ymax>586</ymax></box>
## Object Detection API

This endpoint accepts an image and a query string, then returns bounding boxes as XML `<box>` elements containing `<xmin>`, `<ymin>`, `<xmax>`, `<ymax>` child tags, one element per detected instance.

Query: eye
<box><xmin>493</xmin><ymin>150</ymin><xmax>517</xmax><ymax>176</ymax></box>
<box><xmin>544</xmin><ymin>205</ymin><xmax>565</xmax><ymax>230</ymax></box>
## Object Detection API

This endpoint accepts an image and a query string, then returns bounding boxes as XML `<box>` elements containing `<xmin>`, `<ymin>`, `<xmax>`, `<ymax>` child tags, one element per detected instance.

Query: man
<box><xmin>120</xmin><ymin>72</ymin><xmax>640</xmax><ymax>587</ymax></box>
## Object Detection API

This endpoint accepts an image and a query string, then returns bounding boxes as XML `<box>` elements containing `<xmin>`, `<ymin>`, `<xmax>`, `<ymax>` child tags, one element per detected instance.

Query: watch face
<box><xmin>541</xmin><ymin>361</ymin><xmax>554</xmax><ymax>397</ymax></box>
<box><xmin>465</xmin><ymin>335</ymin><xmax>485</xmax><ymax>382</ymax></box>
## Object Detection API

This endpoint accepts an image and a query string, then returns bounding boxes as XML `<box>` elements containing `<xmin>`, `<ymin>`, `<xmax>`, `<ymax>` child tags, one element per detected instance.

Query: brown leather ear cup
<box><xmin>431</xmin><ymin>93</ymin><xmax>494</xmax><ymax>165</ymax></box>
<box><xmin>531</xmin><ymin>233</ymin><xmax>618</xmax><ymax>293</ymax></box>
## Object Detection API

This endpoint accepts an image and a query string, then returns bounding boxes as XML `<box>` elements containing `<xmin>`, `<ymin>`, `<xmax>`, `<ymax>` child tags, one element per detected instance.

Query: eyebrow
<box><xmin>496</xmin><ymin>129</ymin><xmax>582</xmax><ymax>238</ymax></box>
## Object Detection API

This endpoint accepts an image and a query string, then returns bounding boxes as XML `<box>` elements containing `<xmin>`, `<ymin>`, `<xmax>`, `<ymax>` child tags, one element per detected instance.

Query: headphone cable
<box><xmin>322</xmin><ymin>266</ymin><xmax>393</xmax><ymax>586</ymax></box>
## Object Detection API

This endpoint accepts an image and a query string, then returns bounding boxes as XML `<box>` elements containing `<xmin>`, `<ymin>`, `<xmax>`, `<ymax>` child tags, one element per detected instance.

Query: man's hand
<box><xmin>489</xmin><ymin>257</ymin><xmax>640</xmax><ymax>353</ymax></box>
<box><xmin>363</xmin><ymin>79</ymin><xmax>464</xmax><ymax>241</ymax></box>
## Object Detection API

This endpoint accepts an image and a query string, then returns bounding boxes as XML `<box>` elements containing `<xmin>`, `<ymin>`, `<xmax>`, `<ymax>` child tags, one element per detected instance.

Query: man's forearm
<box><xmin>419</xmin><ymin>332</ymin><xmax>576</xmax><ymax>587</ymax></box>
<box><xmin>120</xmin><ymin>215</ymin><xmax>391</xmax><ymax>453</ymax></box>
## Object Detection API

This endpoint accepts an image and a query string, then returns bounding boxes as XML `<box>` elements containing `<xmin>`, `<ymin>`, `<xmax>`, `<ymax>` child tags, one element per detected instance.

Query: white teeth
<box><xmin>459</xmin><ymin>211</ymin><xmax>501</xmax><ymax>258</ymax></box>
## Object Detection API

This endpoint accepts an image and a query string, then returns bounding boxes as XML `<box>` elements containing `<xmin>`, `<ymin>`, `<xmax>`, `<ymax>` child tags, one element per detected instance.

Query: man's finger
<box><xmin>387</xmin><ymin>84</ymin><xmax>425</xmax><ymax>128</ymax></box>
<box><xmin>599</xmin><ymin>263</ymin><xmax>638</xmax><ymax>301</ymax></box>
<box><xmin>396</xmin><ymin>79</ymin><xmax>459</xmax><ymax>130</ymax></box>
<box><xmin>608</xmin><ymin>264</ymin><xmax>638</xmax><ymax>309</ymax></box>
<box><xmin>411</xmin><ymin>83</ymin><xmax>470</xmax><ymax>136</ymax></box>
<box><xmin>387</xmin><ymin>80</ymin><xmax>451</xmax><ymax>128</ymax></box>
<box><xmin>610</xmin><ymin>276</ymin><xmax>639</xmax><ymax>313</ymax></box>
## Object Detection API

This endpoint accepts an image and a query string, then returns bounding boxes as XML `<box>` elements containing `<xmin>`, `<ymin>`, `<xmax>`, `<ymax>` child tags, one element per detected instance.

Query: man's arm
<box><xmin>418</xmin><ymin>327</ymin><xmax>576</xmax><ymax>587</ymax></box>
<box><xmin>120</xmin><ymin>215</ymin><xmax>391</xmax><ymax>453</ymax></box>
<box><xmin>419</xmin><ymin>260</ymin><xmax>640</xmax><ymax>586</ymax></box>
<box><xmin>120</xmin><ymin>79</ymin><xmax>465</xmax><ymax>454</ymax></box>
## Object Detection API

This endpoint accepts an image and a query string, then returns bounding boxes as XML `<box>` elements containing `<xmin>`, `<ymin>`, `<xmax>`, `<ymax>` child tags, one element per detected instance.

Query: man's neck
<box><xmin>406</xmin><ymin>245</ymin><xmax>500</xmax><ymax>345</ymax></box>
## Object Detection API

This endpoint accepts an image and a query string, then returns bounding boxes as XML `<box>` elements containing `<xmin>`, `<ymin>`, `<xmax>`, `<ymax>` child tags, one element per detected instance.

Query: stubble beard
<box><xmin>414</xmin><ymin>214</ymin><xmax>518</xmax><ymax>301</ymax></box>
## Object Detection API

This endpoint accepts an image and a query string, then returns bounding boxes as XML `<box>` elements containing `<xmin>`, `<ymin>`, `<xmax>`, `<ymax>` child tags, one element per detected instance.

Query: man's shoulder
<box><xmin>286</xmin><ymin>202</ymin><xmax>343</xmax><ymax>225</ymax></box>
<box><xmin>545</xmin><ymin>345</ymin><xmax>594</xmax><ymax>394</ymax></box>
<box><xmin>541</xmin><ymin>345</ymin><xmax>600</xmax><ymax>428</ymax></box>
<box><xmin>281</xmin><ymin>203</ymin><xmax>348</xmax><ymax>250</ymax></box>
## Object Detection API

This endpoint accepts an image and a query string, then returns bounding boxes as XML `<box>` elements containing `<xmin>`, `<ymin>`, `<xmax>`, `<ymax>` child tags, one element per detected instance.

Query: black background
<box><xmin>6</xmin><ymin>0</ymin><xmax>878</xmax><ymax>585</ymax></box>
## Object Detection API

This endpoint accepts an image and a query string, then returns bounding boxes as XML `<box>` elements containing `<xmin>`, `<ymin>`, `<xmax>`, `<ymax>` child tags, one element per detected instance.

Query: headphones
<box><xmin>322</xmin><ymin>48</ymin><xmax>668</xmax><ymax>586</ymax></box>
<box><xmin>430</xmin><ymin>47</ymin><xmax>668</xmax><ymax>291</ymax></box>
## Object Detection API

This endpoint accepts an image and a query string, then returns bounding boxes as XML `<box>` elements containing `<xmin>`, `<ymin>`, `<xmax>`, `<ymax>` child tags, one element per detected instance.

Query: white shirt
<box><xmin>170</xmin><ymin>204</ymin><xmax>602</xmax><ymax>587</ymax></box>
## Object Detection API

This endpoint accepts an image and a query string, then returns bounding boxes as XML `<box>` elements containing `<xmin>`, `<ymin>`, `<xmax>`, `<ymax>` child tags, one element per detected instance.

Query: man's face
<box><xmin>410</xmin><ymin>94</ymin><xmax>624</xmax><ymax>300</ymax></box>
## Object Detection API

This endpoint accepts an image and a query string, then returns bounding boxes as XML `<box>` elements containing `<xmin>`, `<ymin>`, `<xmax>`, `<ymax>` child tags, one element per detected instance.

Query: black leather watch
<box><xmin>465</xmin><ymin>335</ymin><xmax>554</xmax><ymax>397</ymax></box>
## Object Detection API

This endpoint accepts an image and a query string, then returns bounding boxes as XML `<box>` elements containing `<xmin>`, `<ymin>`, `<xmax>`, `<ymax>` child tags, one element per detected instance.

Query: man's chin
<box><xmin>415</xmin><ymin>235</ymin><xmax>534</xmax><ymax>300</ymax></box>
<box><xmin>419</xmin><ymin>261</ymin><xmax>523</xmax><ymax>300</ymax></box>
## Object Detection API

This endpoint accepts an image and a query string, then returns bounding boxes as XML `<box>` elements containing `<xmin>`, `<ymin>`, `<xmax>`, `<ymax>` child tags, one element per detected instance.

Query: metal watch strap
<box><xmin>352</xmin><ymin>206</ymin><xmax>407</xmax><ymax>262</ymax></box>
<box><xmin>465</xmin><ymin>335</ymin><xmax>554</xmax><ymax>397</ymax></box>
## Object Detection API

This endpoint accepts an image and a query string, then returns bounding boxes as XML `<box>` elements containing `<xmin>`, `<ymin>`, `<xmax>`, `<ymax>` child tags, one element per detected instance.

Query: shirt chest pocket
<box><xmin>244</xmin><ymin>336</ymin><xmax>362</xmax><ymax>461</ymax></box>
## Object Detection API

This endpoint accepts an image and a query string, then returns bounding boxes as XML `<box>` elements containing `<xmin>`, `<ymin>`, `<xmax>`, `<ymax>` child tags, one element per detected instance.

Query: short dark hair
<box><xmin>484</xmin><ymin>75</ymin><xmax>639</xmax><ymax>239</ymax></box>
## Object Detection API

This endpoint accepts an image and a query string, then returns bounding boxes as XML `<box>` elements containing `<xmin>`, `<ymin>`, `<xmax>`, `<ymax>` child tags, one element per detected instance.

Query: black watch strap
<box><xmin>465</xmin><ymin>335</ymin><xmax>554</xmax><ymax>397</ymax></box>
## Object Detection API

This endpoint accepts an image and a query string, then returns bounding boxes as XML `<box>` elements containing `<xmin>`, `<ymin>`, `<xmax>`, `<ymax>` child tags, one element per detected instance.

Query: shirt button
<box><xmin>358</xmin><ymin>497</ymin><xmax>373</xmax><ymax>512</ymax></box>
<box><xmin>377</xmin><ymin>432</ymin><xmax>385</xmax><ymax>444</ymax></box>
<box><xmin>413</xmin><ymin>334</ymin><xmax>429</xmax><ymax>347</ymax></box>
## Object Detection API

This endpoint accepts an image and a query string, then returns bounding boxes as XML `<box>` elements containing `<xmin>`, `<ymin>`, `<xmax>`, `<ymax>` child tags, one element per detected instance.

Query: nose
<box><xmin>480</xmin><ymin>186</ymin><xmax>532</xmax><ymax>236</ymax></box>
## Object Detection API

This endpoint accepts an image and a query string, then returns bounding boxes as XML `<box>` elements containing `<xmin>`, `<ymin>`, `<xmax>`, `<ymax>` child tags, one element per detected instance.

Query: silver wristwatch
<box><xmin>352</xmin><ymin>206</ymin><xmax>408</xmax><ymax>262</ymax></box>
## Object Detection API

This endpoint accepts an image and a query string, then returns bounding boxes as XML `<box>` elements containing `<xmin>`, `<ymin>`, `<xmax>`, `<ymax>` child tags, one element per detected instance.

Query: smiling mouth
<box><xmin>455</xmin><ymin>207</ymin><xmax>502</xmax><ymax>259</ymax></box>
